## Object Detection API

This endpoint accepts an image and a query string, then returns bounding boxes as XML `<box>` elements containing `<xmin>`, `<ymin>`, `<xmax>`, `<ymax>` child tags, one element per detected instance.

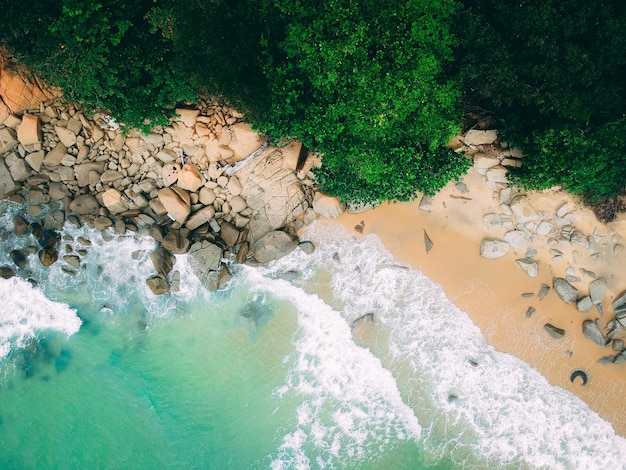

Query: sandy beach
<box><xmin>334</xmin><ymin>168</ymin><xmax>626</xmax><ymax>436</ymax></box>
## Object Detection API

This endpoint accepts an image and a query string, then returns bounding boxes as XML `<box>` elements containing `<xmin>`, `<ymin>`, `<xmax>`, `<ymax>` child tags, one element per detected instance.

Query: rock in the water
<box><xmin>515</xmin><ymin>258</ymin><xmax>539</xmax><ymax>277</ymax></box>
<box><xmin>588</xmin><ymin>278</ymin><xmax>607</xmax><ymax>306</ymax></box>
<box><xmin>480</xmin><ymin>238</ymin><xmax>509</xmax><ymax>259</ymax></box>
<box><xmin>158</xmin><ymin>187</ymin><xmax>191</xmax><ymax>224</ymax></box>
<box><xmin>299</xmin><ymin>240</ymin><xmax>315</xmax><ymax>255</ymax></box>
<box><xmin>69</xmin><ymin>195</ymin><xmax>100</xmax><ymax>215</ymax></box>
<box><xmin>146</xmin><ymin>275</ymin><xmax>169</xmax><ymax>295</ymax></box>
<box><xmin>576</xmin><ymin>296</ymin><xmax>593</xmax><ymax>313</ymax></box>
<box><xmin>253</xmin><ymin>230</ymin><xmax>298</xmax><ymax>263</ymax></box>
<box><xmin>161</xmin><ymin>230</ymin><xmax>190</xmax><ymax>254</ymax></box>
<box><xmin>582</xmin><ymin>320</ymin><xmax>605</xmax><ymax>346</ymax></box>
<box><xmin>13</xmin><ymin>215</ymin><xmax>29</xmax><ymax>236</ymax></box>
<box><xmin>544</xmin><ymin>323</ymin><xmax>565</xmax><ymax>339</ymax></box>
<box><xmin>553</xmin><ymin>277</ymin><xmax>579</xmax><ymax>304</ymax></box>
<box><xmin>10</xmin><ymin>249</ymin><xmax>29</xmax><ymax>268</ymax></box>
<box><xmin>351</xmin><ymin>313</ymin><xmax>374</xmax><ymax>329</ymax></box>
<box><xmin>188</xmin><ymin>241</ymin><xmax>223</xmax><ymax>289</ymax></box>
<box><xmin>312</xmin><ymin>193</ymin><xmax>345</xmax><ymax>219</ymax></box>
<box><xmin>44</xmin><ymin>211</ymin><xmax>65</xmax><ymax>231</ymax></box>
<box><xmin>38</xmin><ymin>247</ymin><xmax>58</xmax><ymax>267</ymax></box>
<box><xmin>150</xmin><ymin>247</ymin><xmax>175</xmax><ymax>276</ymax></box>
<box><xmin>0</xmin><ymin>267</ymin><xmax>16</xmax><ymax>279</ymax></box>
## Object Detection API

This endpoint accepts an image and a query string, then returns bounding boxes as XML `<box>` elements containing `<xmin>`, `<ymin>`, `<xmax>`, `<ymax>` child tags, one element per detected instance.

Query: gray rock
<box><xmin>150</xmin><ymin>247</ymin><xmax>175</xmax><ymax>276</ymax></box>
<box><xmin>576</xmin><ymin>296</ymin><xmax>593</xmax><ymax>313</ymax></box>
<box><xmin>515</xmin><ymin>258</ymin><xmax>539</xmax><ymax>277</ymax></box>
<box><xmin>613</xmin><ymin>350</ymin><xmax>626</xmax><ymax>364</ymax></box>
<box><xmin>69</xmin><ymin>195</ymin><xmax>100</xmax><ymax>215</ymax></box>
<box><xmin>504</xmin><ymin>230</ymin><xmax>526</xmax><ymax>248</ymax></box>
<box><xmin>418</xmin><ymin>195</ymin><xmax>432</xmax><ymax>212</ymax></box>
<box><xmin>510</xmin><ymin>196</ymin><xmax>540</xmax><ymax>224</ymax></box>
<box><xmin>544</xmin><ymin>323</ymin><xmax>565</xmax><ymax>339</ymax></box>
<box><xmin>463</xmin><ymin>129</ymin><xmax>498</xmax><ymax>146</ymax></box>
<box><xmin>0</xmin><ymin>159</ymin><xmax>20</xmax><ymax>198</ymax></box>
<box><xmin>612</xmin><ymin>290</ymin><xmax>626</xmax><ymax>311</ymax></box>
<box><xmin>44</xmin><ymin>211</ymin><xmax>65</xmax><ymax>231</ymax></box>
<box><xmin>525</xmin><ymin>307</ymin><xmax>536</xmax><ymax>318</ymax></box>
<box><xmin>299</xmin><ymin>241</ymin><xmax>315</xmax><ymax>255</ymax></box>
<box><xmin>480</xmin><ymin>238</ymin><xmax>509</xmax><ymax>259</ymax></box>
<box><xmin>146</xmin><ymin>275</ymin><xmax>169</xmax><ymax>295</ymax></box>
<box><xmin>188</xmin><ymin>241</ymin><xmax>223</xmax><ymax>290</ymax></box>
<box><xmin>612</xmin><ymin>339</ymin><xmax>624</xmax><ymax>352</ymax></box>
<box><xmin>424</xmin><ymin>229</ymin><xmax>433</xmax><ymax>254</ymax></box>
<box><xmin>253</xmin><ymin>230</ymin><xmax>298</xmax><ymax>263</ymax></box>
<box><xmin>483</xmin><ymin>213</ymin><xmax>502</xmax><ymax>229</ymax></box>
<box><xmin>582</xmin><ymin>320</ymin><xmax>604</xmax><ymax>346</ymax></box>
<box><xmin>486</xmin><ymin>165</ymin><xmax>508</xmax><ymax>183</ymax></box>
<box><xmin>588</xmin><ymin>278</ymin><xmax>607</xmax><ymax>305</ymax></box>
<box><xmin>553</xmin><ymin>277</ymin><xmax>579</xmax><ymax>304</ymax></box>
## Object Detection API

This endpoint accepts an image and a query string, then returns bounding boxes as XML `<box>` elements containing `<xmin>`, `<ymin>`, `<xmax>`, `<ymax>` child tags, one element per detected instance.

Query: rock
<box><xmin>0</xmin><ymin>267</ymin><xmax>16</xmax><ymax>279</ymax></box>
<box><xmin>228</xmin><ymin>123</ymin><xmax>265</xmax><ymax>161</ymax></box>
<box><xmin>150</xmin><ymin>247</ymin><xmax>175</xmax><ymax>276</ymax></box>
<box><xmin>312</xmin><ymin>193</ymin><xmax>345</xmax><ymax>219</ymax></box>
<box><xmin>162</xmin><ymin>162</ymin><xmax>181</xmax><ymax>187</ymax></box>
<box><xmin>509</xmin><ymin>196</ymin><xmax>540</xmax><ymax>224</ymax></box>
<box><xmin>7</xmin><ymin>155</ymin><xmax>31</xmax><ymax>182</ymax></box>
<box><xmin>146</xmin><ymin>275</ymin><xmax>169</xmax><ymax>295</ymax></box>
<box><xmin>516</xmin><ymin>259</ymin><xmax>539</xmax><ymax>277</ymax></box>
<box><xmin>588</xmin><ymin>278</ymin><xmax>607</xmax><ymax>305</ymax></box>
<box><xmin>158</xmin><ymin>187</ymin><xmax>191</xmax><ymax>224</ymax></box>
<box><xmin>0</xmin><ymin>159</ymin><xmax>20</xmax><ymax>198</ymax></box>
<box><xmin>13</xmin><ymin>215</ymin><xmax>29</xmax><ymax>236</ymax></box>
<box><xmin>553</xmin><ymin>277</ymin><xmax>579</xmax><ymax>304</ymax></box>
<box><xmin>351</xmin><ymin>313</ymin><xmax>374</xmax><ymax>329</ymax></box>
<box><xmin>418</xmin><ymin>195</ymin><xmax>432</xmax><ymax>212</ymax></box>
<box><xmin>219</xmin><ymin>221</ymin><xmax>240</xmax><ymax>247</ymax></box>
<box><xmin>614</xmin><ymin>350</ymin><xmax>626</xmax><ymax>364</ymax></box>
<box><xmin>199</xmin><ymin>187</ymin><xmax>216</xmax><ymax>205</ymax></box>
<box><xmin>10</xmin><ymin>249</ymin><xmax>29</xmax><ymax>268</ymax></box>
<box><xmin>236</xmin><ymin>241</ymin><xmax>249</xmax><ymax>264</ymax></box>
<box><xmin>229</xmin><ymin>195</ymin><xmax>247</xmax><ymax>214</ymax></box>
<box><xmin>556</xmin><ymin>202</ymin><xmax>569</xmax><ymax>218</ymax></box>
<box><xmin>613</xmin><ymin>339</ymin><xmax>624</xmax><ymax>352</ymax></box>
<box><xmin>100</xmin><ymin>170</ymin><xmax>123</xmax><ymax>184</ymax></box>
<box><xmin>464</xmin><ymin>129</ymin><xmax>498</xmax><ymax>146</ymax></box>
<box><xmin>504</xmin><ymin>230</ymin><xmax>526</xmax><ymax>248</ymax></box>
<box><xmin>175</xmin><ymin>108</ymin><xmax>200</xmax><ymax>127</ymax></box>
<box><xmin>43</xmin><ymin>143</ymin><xmax>68</xmax><ymax>168</ymax></box>
<box><xmin>480</xmin><ymin>238</ymin><xmax>509</xmax><ymax>259</ymax></box>
<box><xmin>177</xmin><ymin>164</ymin><xmax>203</xmax><ymax>192</ymax></box>
<box><xmin>582</xmin><ymin>320</ymin><xmax>605</xmax><ymax>346</ymax></box>
<box><xmin>483</xmin><ymin>213</ymin><xmax>502</xmax><ymax>229</ymax></box>
<box><xmin>253</xmin><ymin>230</ymin><xmax>298</xmax><ymax>263</ymax></box>
<box><xmin>185</xmin><ymin>206</ymin><xmax>215</xmax><ymax>230</ymax></box>
<box><xmin>16</xmin><ymin>114</ymin><xmax>41</xmax><ymax>146</ymax></box>
<box><xmin>39</xmin><ymin>247</ymin><xmax>59</xmax><ymax>267</ymax></box>
<box><xmin>25</xmin><ymin>150</ymin><xmax>45</xmax><ymax>172</ymax></box>
<box><xmin>226</xmin><ymin>176</ymin><xmax>242</xmax><ymax>196</ymax></box>
<box><xmin>188</xmin><ymin>241</ymin><xmax>223</xmax><ymax>289</ymax></box>
<box><xmin>69</xmin><ymin>195</ymin><xmax>100</xmax><ymax>215</ymax></box>
<box><xmin>44</xmin><ymin>211</ymin><xmax>65</xmax><ymax>231</ymax></box>
<box><xmin>424</xmin><ymin>229</ymin><xmax>433</xmax><ymax>253</ymax></box>
<box><xmin>55</xmin><ymin>126</ymin><xmax>77</xmax><ymax>147</ymax></box>
<box><xmin>576</xmin><ymin>296</ymin><xmax>593</xmax><ymax>312</ymax></box>
<box><xmin>544</xmin><ymin>323</ymin><xmax>565</xmax><ymax>339</ymax></box>
<box><xmin>0</xmin><ymin>127</ymin><xmax>18</xmax><ymax>153</ymax></box>
<box><xmin>162</xmin><ymin>230</ymin><xmax>190</xmax><ymax>254</ymax></box>
<box><xmin>473</xmin><ymin>153</ymin><xmax>500</xmax><ymax>175</ymax></box>
<box><xmin>536</xmin><ymin>221</ymin><xmax>554</xmax><ymax>236</ymax></box>
<box><xmin>48</xmin><ymin>182</ymin><xmax>70</xmax><ymax>200</ymax></box>
<box><xmin>299</xmin><ymin>241</ymin><xmax>315</xmax><ymax>255</ymax></box>
<box><xmin>94</xmin><ymin>216</ymin><xmax>113</xmax><ymax>231</ymax></box>
<box><xmin>486</xmin><ymin>165</ymin><xmax>508</xmax><ymax>183</ymax></box>
<box><xmin>63</xmin><ymin>255</ymin><xmax>80</xmax><ymax>269</ymax></box>
<box><xmin>156</xmin><ymin>149</ymin><xmax>176</xmax><ymax>163</ymax></box>
<box><xmin>75</xmin><ymin>162</ymin><xmax>106</xmax><ymax>187</ymax></box>
<box><xmin>101</xmin><ymin>188</ymin><xmax>130</xmax><ymax>214</ymax></box>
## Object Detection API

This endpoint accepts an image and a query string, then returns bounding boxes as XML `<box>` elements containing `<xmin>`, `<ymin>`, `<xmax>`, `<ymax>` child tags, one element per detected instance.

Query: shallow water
<box><xmin>1</xmin><ymin>200</ymin><xmax>625</xmax><ymax>469</ymax></box>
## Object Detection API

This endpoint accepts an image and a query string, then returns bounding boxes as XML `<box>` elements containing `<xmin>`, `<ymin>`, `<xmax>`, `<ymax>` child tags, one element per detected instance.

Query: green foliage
<box><xmin>456</xmin><ymin>0</ymin><xmax>626</xmax><ymax>201</ymax></box>
<box><xmin>1</xmin><ymin>0</ymin><xmax>195</xmax><ymax>131</ymax></box>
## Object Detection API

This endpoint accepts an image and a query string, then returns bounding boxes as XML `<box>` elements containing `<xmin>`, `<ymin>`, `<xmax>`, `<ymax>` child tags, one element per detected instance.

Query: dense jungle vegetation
<box><xmin>2</xmin><ymin>0</ymin><xmax>625</xmax><ymax>208</ymax></box>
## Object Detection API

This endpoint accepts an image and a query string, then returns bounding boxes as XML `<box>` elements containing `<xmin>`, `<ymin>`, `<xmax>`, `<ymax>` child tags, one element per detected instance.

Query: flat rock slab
<box><xmin>253</xmin><ymin>230</ymin><xmax>298</xmax><ymax>263</ymax></box>
<box><xmin>480</xmin><ymin>238</ymin><xmax>509</xmax><ymax>259</ymax></box>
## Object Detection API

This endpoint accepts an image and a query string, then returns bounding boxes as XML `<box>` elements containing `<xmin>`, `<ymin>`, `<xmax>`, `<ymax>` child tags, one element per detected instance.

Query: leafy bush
<box><xmin>1</xmin><ymin>0</ymin><xmax>195</xmax><ymax>131</ymax></box>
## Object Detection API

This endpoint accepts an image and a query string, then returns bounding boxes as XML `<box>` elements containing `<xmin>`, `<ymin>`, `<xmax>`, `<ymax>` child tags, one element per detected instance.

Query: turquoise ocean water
<box><xmin>1</xmin><ymin>199</ymin><xmax>626</xmax><ymax>469</ymax></box>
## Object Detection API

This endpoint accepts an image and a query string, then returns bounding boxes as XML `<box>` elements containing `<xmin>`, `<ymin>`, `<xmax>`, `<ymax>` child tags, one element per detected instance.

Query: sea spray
<box><xmin>257</xmin><ymin>222</ymin><xmax>626</xmax><ymax>469</ymax></box>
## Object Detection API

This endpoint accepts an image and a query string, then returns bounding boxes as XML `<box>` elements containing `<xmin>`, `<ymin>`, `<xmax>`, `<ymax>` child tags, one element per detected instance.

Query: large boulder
<box><xmin>480</xmin><ymin>239</ymin><xmax>509</xmax><ymax>259</ymax></box>
<box><xmin>177</xmin><ymin>164</ymin><xmax>203</xmax><ymax>192</ymax></box>
<box><xmin>101</xmin><ymin>188</ymin><xmax>130</xmax><ymax>214</ymax></box>
<box><xmin>16</xmin><ymin>114</ymin><xmax>41</xmax><ymax>146</ymax></box>
<box><xmin>158</xmin><ymin>187</ymin><xmax>191</xmax><ymax>224</ymax></box>
<box><xmin>312</xmin><ymin>192</ymin><xmax>345</xmax><ymax>219</ymax></box>
<box><xmin>69</xmin><ymin>195</ymin><xmax>100</xmax><ymax>215</ymax></box>
<box><xmin>588</xmin><ymin>278</ymin><xmax>607</xmax><ymax>305</ymax></box>
<box><xmin>150</xmin><ymin>247</ymin><xmax>175</xmax><ymax>276</ymax></box>
<box><xmin>185</xmin><ymin>206</ymin><xmax>215</xmax><ymax>230</ymax></box>
<box><xmin>39</xmin><ymin>247</ymin><xmax>59</xmax><ymax>267</ymax></box>
<box><xmin>252</xmin><ymin>230</ymin><xmax>298</xmax><ymax>263</ymax></box>
<box><xmin>188</xmin><ymin>241</ymin><xmax>223</xmax><ymax>290</ymax></box>
<box><xmin>0</xmin><ymin>159</ymin><xmax>20</xmax><ymax>198</ymax></box>
<box><xmin>582</xmin><ymin>320</ymin><xmax>605</xmax><ymax>346</ymax></box>
<box><xmin>228</xmin><ymin>123</ymin><xmax>265</xmax><ymax>161</ymax></box>
<box><xmin>510</xmin><ymin>196</ymin><xmax>541</xmax><ymax>224</ymax></box>
<box><xmin>516</xmin><ymin>258</ymin><xmax>539</xmax><ymax>277</ymax></box>
<box><xmin>553</xmin><ymin>277</ymin><xmax>579</xmax><ymax>304</ymax></box>
<box><xmin>146</xmin><ymin>275</ymin><xmax>169</xmax><ymax>295</ymax></box>
<box><xmin>463</xmin><ymin>129</ymin><xmax>498</xmax><ymax>146</ymax></box>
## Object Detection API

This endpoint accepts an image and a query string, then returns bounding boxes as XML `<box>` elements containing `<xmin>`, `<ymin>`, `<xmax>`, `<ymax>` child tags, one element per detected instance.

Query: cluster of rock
<box><xmin>456</xmin><ymin>128</ymin><xmax>626</xmax><ymax>363</ymax></box>
<box><xmin>0</xmin><ymin>97</ymin><xmax>337</xmax><ymax>295</ymax></box>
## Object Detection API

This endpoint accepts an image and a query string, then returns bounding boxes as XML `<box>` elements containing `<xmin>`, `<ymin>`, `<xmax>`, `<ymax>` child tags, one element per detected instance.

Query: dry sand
<box><xmin>333</xmin><ymin>168</ymin><xmax>626</xmax><ymax>436</ymax></box>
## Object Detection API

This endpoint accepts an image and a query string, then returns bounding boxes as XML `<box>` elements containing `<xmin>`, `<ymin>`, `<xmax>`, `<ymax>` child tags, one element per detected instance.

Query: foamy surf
<box><xmin>0</xmin><ymin>276</ymin><xmax>81</xmax><ymax>358</ymax></box>
<box><xmin>255</xmin><ymin>222</ymin><xmax>626</xmax><ymax>469</ymax></box>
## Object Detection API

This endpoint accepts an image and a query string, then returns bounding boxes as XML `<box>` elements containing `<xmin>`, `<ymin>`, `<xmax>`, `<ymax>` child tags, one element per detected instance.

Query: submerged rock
<box><xmin>253</xmin><ymin>230</ymin><xmax>298</xmax><ymax>264</ymax></box>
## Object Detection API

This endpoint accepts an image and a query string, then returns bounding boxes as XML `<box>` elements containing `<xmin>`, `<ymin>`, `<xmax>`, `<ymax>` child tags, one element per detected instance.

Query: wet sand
<box><xmin>333</xmin><ymin>169</ymin><xmax>626</xmax><ymax>436</ymax></box>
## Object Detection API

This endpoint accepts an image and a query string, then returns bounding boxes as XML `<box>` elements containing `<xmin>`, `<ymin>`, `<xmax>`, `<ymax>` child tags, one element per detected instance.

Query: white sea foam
<box><xmin>258</xmin><ymin>222</ymin><xmax>626</xmax><ymax>469</ymax></box>
<box><xmin>0</xmin><ymin>277</ymin><xmax>81</xmax><ymax>358</ymax></box>
<box><xmin>243</xmin><ymin>268</ymin><xmax>421</xmax><ymax>469</ymax></box>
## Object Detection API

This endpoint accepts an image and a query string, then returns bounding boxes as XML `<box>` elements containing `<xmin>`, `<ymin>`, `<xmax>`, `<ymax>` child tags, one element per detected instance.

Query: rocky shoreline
<box><xmin>0</xmin><ymin>96</ymin><xmax>346</xmax><ymax>295</ymax></box>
